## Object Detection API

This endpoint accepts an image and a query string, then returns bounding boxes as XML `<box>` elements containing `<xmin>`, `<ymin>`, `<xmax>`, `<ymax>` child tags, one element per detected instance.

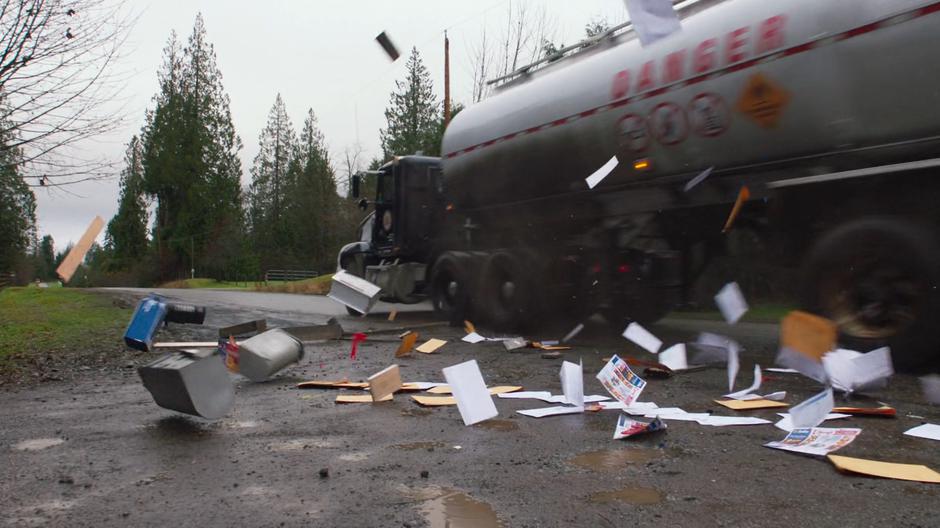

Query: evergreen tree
<box><xmin>248</xmin><ymin>94</ymin><xmax>297</xmax><ymax>265</ymax></box>
<box><xmin>284</xmin><ymin>108</ymin><xmax>339</xmax><ymax>271</ymax></box>
<box><xmin>380</xmin><ymin>48</ymin><xmax>442</xmax><ymax>159</ymax></box>
<box><xmin>36</xmin><ymin>235</ymin><xmax>56</xmax><ymax>280</ymax></box>
<box><xmin>106</xmin><ymin>136</ymin><xmax>149</xmax><ymax>270</ymax></box>
<box><xmin>140</xmin><ymin>15</ymin><xmax>246</xmax><ymax>280</ymax></box>
<box><xmin>0</xmin><ymin>123</ymin><xmax>36</xmax><ymax>275</ymax></box>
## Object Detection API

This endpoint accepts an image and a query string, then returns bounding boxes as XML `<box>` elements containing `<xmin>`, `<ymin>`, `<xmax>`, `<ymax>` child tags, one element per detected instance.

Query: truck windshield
<box><xmin>375</xmin><ymin>171</ymin><xmax>394</xmax><ymax>204</ymax></box>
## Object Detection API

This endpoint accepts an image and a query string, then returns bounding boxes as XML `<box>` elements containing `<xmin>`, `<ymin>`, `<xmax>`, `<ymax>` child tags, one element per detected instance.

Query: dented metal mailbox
<box><xmin>137</xmin><ymin>349</ymin><xmax>234</xmax><ymax>420</ymax></box>
<box><xmin>329</xmin><ymin>270</ymin><xmax>382</xmax><ymax>314</ymax></box>
<box><xmin>238</xmin><ymin>328</ymin><xmax>305</xmax><ymax>382</ymax></box>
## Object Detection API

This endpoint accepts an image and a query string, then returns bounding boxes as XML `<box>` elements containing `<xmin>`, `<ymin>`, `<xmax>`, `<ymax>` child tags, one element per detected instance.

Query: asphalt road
<box><xmin>1</xmin><ymin>288</ymin><xmax>938</xmax><ymax>527</ymax></box>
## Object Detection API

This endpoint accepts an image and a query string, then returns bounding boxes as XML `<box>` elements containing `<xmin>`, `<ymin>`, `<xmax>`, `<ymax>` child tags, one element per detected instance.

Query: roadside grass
<box><xmin>158</xmin><ymin>275</ymin><xmax>334</xmax><ymax>295</ymax></box>
<box><xmin>253</xmin><ymin>274</ymin><xmax>333</xmax><ymax>295</ymax></box>
<box><xmin>0</xmin><ymin>287</ymin><xmax>131</xmax><ymax>371</ymax></box>
<box><xmin>158</xmin><ymin>278</ymin><xmax>254</xmax><ymax>289</ymax></box>
<box><xmin>668</xmin><ymin>303</ymin><xmax>796</xmax><ymax>324</ymax></box>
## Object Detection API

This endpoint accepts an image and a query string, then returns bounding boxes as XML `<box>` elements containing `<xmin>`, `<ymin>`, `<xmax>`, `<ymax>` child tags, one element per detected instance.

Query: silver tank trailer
<box><xmin>441</xmin><ymin>0</ymin><xmax>940</xmax><ymax>209</ymax></box>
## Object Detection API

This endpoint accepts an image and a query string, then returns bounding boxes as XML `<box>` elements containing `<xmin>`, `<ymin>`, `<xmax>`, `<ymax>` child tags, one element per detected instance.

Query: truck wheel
<box><xmin>429</xmin><ymin>253</ymin><xmax>470</xmax><ymax>323</ymax></box>
<box><xmin>478</xmin><ymin>252</ymin><xmax>534</xmax><ymax>330</ymax></box>
<box><xmin>801</xmin><ymin>218</ymin><xmax>940</xmax><ymax>372</ymax></box>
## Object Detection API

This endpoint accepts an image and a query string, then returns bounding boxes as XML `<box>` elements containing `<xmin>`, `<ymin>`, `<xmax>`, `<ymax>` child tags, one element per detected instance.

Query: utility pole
<box><xmin>444</xmin><ymin>31</ymin><xmax>451</xmax><ymax>127</ymax></box>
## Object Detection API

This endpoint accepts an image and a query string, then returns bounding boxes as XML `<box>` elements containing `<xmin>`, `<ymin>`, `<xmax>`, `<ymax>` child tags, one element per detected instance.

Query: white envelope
<box><xmin>442</xmin><ymin>360</ymin><xmax>498</xmax><ymax>426</ymax></box>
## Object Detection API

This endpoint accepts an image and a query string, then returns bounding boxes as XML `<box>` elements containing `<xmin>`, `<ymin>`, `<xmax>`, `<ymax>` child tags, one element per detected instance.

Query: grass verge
<box><xmin>158</xmin><ymin>278</ymin><xmax>253</xmax><ymax>289</ymax></box>
<box><xmin>668</xmin><ymin>303</ymin><xmax>795</xmax><ymax>324</ymax></box>
<box><xmin>252</xmin><ymin>274</ymin><xmax>333</xmax><ymax>295</ymax></box>
<box><xmin>0</xmin><ymin>287</ymin><xmax>132</xmax><ymax>382</ymax></box>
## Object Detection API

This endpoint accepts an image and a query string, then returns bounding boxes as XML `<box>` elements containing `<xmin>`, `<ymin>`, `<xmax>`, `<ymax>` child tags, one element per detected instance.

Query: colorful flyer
<box><xmin>596</xmin><ymin>355</ymin><xmax>647</xmax><ymax>406</ymax></box>
<box><xmin>764</xmin><ymin>427</ymin><xmax>861</xmax><ymax>456</ymax></box>
<box><xmin>613</xmin><ymin>415</ymin><xmax>667</xmax><ymax>439</ymax></box>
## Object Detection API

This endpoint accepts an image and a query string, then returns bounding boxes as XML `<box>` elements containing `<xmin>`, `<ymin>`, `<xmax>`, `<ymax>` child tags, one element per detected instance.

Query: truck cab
<box><xmin>338</xmin><ymin>156</ymin><xmax>445</xmax><ymax>306</ymax></box>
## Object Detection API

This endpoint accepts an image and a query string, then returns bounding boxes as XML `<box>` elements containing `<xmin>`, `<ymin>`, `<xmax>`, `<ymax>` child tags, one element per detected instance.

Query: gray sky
<box><xmin>34</xmin><ymin>0</ymin><xmax>629</xmax><ymax>250</ymax></box>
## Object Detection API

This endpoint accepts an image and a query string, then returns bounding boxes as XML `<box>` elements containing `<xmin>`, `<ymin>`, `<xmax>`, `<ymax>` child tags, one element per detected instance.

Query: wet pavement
<box><xmin>1</xmin><ymin>289</ymin><xmax>939</xmax><ymax>527</ymax></box>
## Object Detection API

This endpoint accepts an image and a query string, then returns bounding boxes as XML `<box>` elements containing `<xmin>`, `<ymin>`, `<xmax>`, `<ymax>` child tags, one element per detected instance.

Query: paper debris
<box><xmin>780</xmin><ymin>310</ymin><xmax>837</xmax><ymax>362</ymax></box>
<box><xmin>624</xmin><ymin>0</ymin><xmax>682</xmax><ymax>47</ymax></box>
<box><xmin>297</xmin><ymin>380</ymin><xmax>369</xmax><ymax>390</ymax></box>
<box><xmin>464</xmin><ymin>320</ymin><xmax>477</xmax><ymax>334</ymax></box>
<box><xmin>368</xmin><ymin>365</ymin><xmax>402</xmax><ymax>402</ymax></box>
<box><xmin>725</xmin><ymin>364</ymin><xmax>762</xmax><ymax>400</ymax></box>
<box><xmin>831</xmin><ymin>405</ymin><xmax>896</xmax><ymax>417</ymax></box>
<box><xmin>693</xmin><ymin>333</ymin><xmax>740</xmax><ymax>365</ymax></box>
<box><xmin>722</xmin><ymin>185</ymin><xmax>750</xmax><ymax>233</ymax></box>
<box><xmin>683</xmin><ymin>166</ymin><xmax>713</xmax><ymax>192</ymax></box>
<box><xmin>503</xmin><ymin>337</ymin><xmax>528</xmax><ymax>351</ymax></box>
<box><xmin>789</xmin><ymin>388</ymin><xmax>835</xmax><ymax>429</ymax></box>
<box><xmin>462</xmin><ymin>332</ymin><xmax>487</xmax><ymax>344</ymax></box>
<box><xmin>562</xmin><ymin>323</ymin><xmax>585</xmax><ymax>343</ymax></box>
<box><xmin>727</xmin><ymin>341</ymin><xmax>740</xmax><ymax>393</ymax></box>
<box><xmin>412</xmin><ymin>395</ymin><xmax>458</xmax><ymax>406</ymax></box>
<box><xmin>641</xmin><ymin>407</ymin><xmax>686</xmax><ymax>418</ymax></box>
<box><xmin>542</xmin><ymin>351</ymin><xmax>562</xmax><ymax>359</ymax></box>
<box><xmin>400</xmin><ymin>382</ymin><xmax>445</xmax><ymax>391</ymax></box>
<box><xmin>593</xmin><ymin>401</ymin><xmax>659</xmax><ymax>412</ymax></box>
<box><xmin>903</xmin><ymin>423</ymin><xmax>940</xmax><ymax>441</ymax></box>
<box><xmin>622</xmin><ymin>322</ymin><xmax>662</xmax><ymax>354</ymax></box>
<box><xmin>416</xmin><ymin>339</ymin><xmax>447</xmax><ymax>354</ymax></box>
<box><xmin>775</xmin><ymin>347</ymin><xmax>827</xmax><ymax>383</ymax></box>
<box><xmin>518</xmin><ymin>406</ymin><xmax>584</xmax><ymax>418</ymax></box>
<box><xmin>765</xmin><ymin>427</ymin><xmax>861</xmax><ymax>456</ymax></box>
<box><xmin>716</xmin><ymin>399</ymin><xmax>788</xmax><ymax>411</ymax></box>
<box><xmin>497</xmin><ymin>391</ymin><xmax>552</xmax><ymax>401</ymax></box>
<box><xmin>658</xmin><ymin>413</ymin><xmax>711</xmax><ymax>422</ymax></box>
<box><xmin>375</xmin><ymin>31</ymin><xmax>400</xmax><ymax>61</ymax></box>
<box><xmin>921</xmin><ymin>374</ymin><xmax>940</xmax><ymax>404</ymax></box>
<box><xmin>827</xmin><ymin>455</ymin><xmax>940</xmax><ymax>483</ymax></box>
<box><xmin>614</xmin><ymin>416</ymin><xmax>666</xmax><ymax>439</ymax></box>
<box><xmin>715</xmin><ymin>282</ymin><xmax>748</xmax><ymax>324</ymax></box>
<box><xmin>596</xmin><ymin>355</ymin><xmax>647</xmax><ymax>406</ymax></box>
<box><xmin>560</xmin><ymin>360</ymin><xmax>585</xmax><ymax>410</ymax></box>
<box><xmin>698</xmin><ymin>416</ymin><xmax>772</xmax><ymax>427</ymax></box>
<box><xmin>586</xmin><ymin>155</ymin><xmax>619</xmax><ymax>189</ymax></box>
<box><xmin>428</xmin><ymin>385</ymin><xmax>522</xmax><ymax>396</ymax></box>
<box><xmin>532</xmin><ymin>342</ymin><xmax>572</xmax><ymax>351</ymax></box>
<box><xmin>822</xmin><ymin>347</ymin><xmax>893</xmax><ymax>394</ymax></box>
<box><xmin>56</xmin><ymin>216</ymin><xmax>105</xmax><ymax>282</ymax></box>
<box><xmin>337</xmin><ymin>393</ymin><xmax>393</xmax><ymax>404</ymax></box>
<box><xmin>766</xmin><ymin>368</ymin><xmax>800</xmax><ymax>373</ymax></box>
<box><xmin>395</xmin><ymin>331</ymin><xmax>419</xmax><ymax>358</ymax></box>
<box><xmin>658</xmin><ymin>344</ymin><xmax>687</xmax><ymax>371</ymax></box>
<box><xmin>442</xmin><ymin>360</ymin><xmax>498</xmax><ymax>425</ymax></box>
<box><xmin>775</xmin><ymin>413</ymin><xmax>851</xmax><ymax>432</ymax></box>
<box><xmin>387</xmin><ymin>310</ymin><xmax>398</xmax><ymax>322</ymax></box>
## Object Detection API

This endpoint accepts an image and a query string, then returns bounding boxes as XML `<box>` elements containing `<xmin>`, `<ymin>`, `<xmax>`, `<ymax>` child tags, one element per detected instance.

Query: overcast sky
<box><xmin>34</xmin><ymin>0</ymin><xmax>629</xmax><ymax>250</ymax></box>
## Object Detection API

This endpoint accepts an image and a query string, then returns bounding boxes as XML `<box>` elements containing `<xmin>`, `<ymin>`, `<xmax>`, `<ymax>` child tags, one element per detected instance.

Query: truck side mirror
<box><xmin>357</xmin><ymin>198</ymin><xmax>369</xmax><ymax>211</ymax></box>
<box><xmin>351</xmin><ymin>174</ymin><xmax>361</xmax><ymax>198</ymax></box>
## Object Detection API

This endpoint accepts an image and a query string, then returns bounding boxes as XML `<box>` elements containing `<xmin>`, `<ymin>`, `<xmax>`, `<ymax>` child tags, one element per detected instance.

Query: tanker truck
<box><xmin>339</xmin><ymin>0</ymin><xmax>940</xmax><ymax>371</ymax></box>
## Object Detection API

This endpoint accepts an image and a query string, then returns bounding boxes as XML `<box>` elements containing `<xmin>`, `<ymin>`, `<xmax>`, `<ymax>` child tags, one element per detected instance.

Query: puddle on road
<box><xmin>588</xmin><ymin>487</ymin><xmax>664</xmax><ymax>505</ymax></box>
<box><xmin>474</xmin><ymin>419</ymin><xmax>519</xmax><ymax>432</ymax></box>
<box><xmin>12</xmin><ymin>438</ymin><xmax>65</xmax><ymax>451</ymax></box>
<box><xmin>420</xmin><ymin>490</ymin><xmax>503</xmax><ymax>528</ymax></box>
<box><xmin>569</xmin><ymin>448</ymin><xmax>661</xmax><ymax>471</ymax></box>
<box><xmin>392</xmin><ymin>441</ymin><xmax>445</xmax><ymax>451</ymax></box>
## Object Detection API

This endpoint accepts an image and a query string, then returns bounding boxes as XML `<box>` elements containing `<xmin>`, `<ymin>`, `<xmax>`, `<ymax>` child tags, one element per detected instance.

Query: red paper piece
<box><xmin>350</xmin><ymin>333</ymin><xmax>367</xmax><ymax>360</ymax></box>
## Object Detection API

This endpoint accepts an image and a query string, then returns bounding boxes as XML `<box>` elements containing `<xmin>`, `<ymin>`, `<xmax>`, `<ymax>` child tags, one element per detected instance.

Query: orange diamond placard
<box><xmin>736</xmin><ymin>73</ymin><xmax>790</xmax><ymax>128</ymax></box>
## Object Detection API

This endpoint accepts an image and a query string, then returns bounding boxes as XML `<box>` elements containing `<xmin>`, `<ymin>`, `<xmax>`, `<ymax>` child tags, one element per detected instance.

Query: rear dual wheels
<box><xmin>801</xmin><ymin>218</ymin><xmax>940</xmax><ymax>372</ymax></box>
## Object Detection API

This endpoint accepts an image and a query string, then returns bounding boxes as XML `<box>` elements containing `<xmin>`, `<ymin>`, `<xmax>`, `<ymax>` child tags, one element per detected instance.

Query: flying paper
<box><xmin>416</xmin><ymin>339</ymin><xmax>447</xmax><ymax>354</ymax></box>
<box><xmin>715</xmin><ymin>282</ymin><xmax>748</xmax><ymax>324</ymax></box>
<box><xmin>764</xmin><ymin>427</ymin><xmax>861</xmax><ymax>456</ymax></box>
<box><xmin>622</xmin><ymin>322</ymin><xmax>662</xmax><ymax>354</ymax></box>
<box><xmin>698</xmin><ymin>416</ymin><xmax>772</xmax><ymax>427</ymax></box>
<box><xmin>586</xmin><ymin>156</ymin><xmax>619</xmax><ymax>189</ymax></box>
<box><xmin>658</xmin><ymin>344</ymin><xmax>688</xmax><ymax>371</ymax></box>
<box><xmin>683</xmin><ymin>166</ymin><xmax>713</xmax><ymax>192</ymax></box>
<box><xmin>562</xmin><ymin>323</ymin><xmax>585</xmax><ymax>343</ymax></box>
<box><xmin>597</xmin><ymin>355</ymin><xmax>647</xmax><ymax>406</ymax></box>
<box><xmin>442</xmin><ymin>360</ymin><xmax>498</xmax><ymax>425</ymax></box>
<box><xmin>560</xmin><ymin>360</ymin><xmax>585</xmax><ymax>410</ymax></box>
<box><xmin>462</xmin><ymin>332</ymin><xmax>487</xmax><ymax>344</ymax></box>
<box><xmin>614</xmin><ymin>416</ymin><xmax>666</xmax><ymax>439</ymax></box>
<box><xmin>921</xmin><ymin>374</ymin><xmax>940</xmax><ymax>404</ymax></box>
<box><xmin>725</xmin><ymin>364</ymin><xmax>762</xmax><ymax>399</ymax></box>
<box><xmin>822</xmin><ymin>347</ymin><xmax>893</xmax><ymax>393</ymax></box>
<box><xmin>727</xmin><ymin>341</ymin><xmax>740</xmax><ymax>393</ymax></box>
<box><xmin>788</xmin><ymin>388</ymin><xmax>835</xmax><ymax>429</ymax></box>
<box><xmin>624</xmin><ymin>0</ymin><xmax>682</xmax><ymax>47</ymax></box>
<box><xmin>775</xmin><ymin>412</ymin><xmax>851</xmax><ymax>432</ymax></box>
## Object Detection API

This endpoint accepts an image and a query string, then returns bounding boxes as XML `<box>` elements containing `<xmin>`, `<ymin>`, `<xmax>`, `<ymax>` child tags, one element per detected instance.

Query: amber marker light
<box><xmin>633</xmin><ymin>158</ymin><xmax>651</xmax><ymax>171</ymax></box>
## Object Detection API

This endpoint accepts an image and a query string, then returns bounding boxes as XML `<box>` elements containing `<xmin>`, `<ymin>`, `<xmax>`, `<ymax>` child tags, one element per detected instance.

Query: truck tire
<box><xmin>801</xmin><ymin>218</ymin><xmax>940</xmax><ymax>372</ymax></box>
<box><xmin>478</xmin><ymin>251</ymin><xmax>536</xmax><ymax>330</ymax></box>
<box><xmin>429</xmin><ymin>253</ymin><xmax>472</xmax><ymax>324</ymax></box>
